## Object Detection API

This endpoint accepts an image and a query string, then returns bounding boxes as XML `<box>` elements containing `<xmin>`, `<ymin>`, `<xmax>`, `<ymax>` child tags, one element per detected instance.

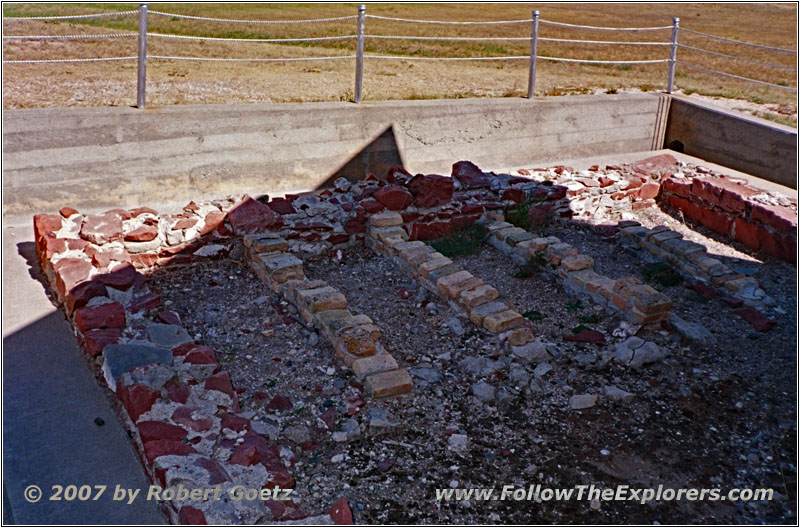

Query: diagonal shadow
<box><xmin>316</xmin><ymin>125</ymin><xmax>405</xmax><ymax>189</ymax></box>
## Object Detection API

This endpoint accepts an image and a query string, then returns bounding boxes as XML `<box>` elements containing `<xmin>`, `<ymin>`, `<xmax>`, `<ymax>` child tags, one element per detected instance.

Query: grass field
<box><xmin>2</xmin><ymin>3</ymin><xmax>797</xmax><ymax>123</ymax></box>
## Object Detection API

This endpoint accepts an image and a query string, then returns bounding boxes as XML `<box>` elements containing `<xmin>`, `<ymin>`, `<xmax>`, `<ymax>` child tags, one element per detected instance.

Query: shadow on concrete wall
<box><xmin>317</xmin><ymin>126</ymin><xmax>405</xmax><ymax>189</ymax></box>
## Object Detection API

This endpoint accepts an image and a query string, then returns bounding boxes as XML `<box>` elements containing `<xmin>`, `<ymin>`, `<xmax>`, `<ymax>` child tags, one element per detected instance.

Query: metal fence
<box><xmin>3</xmin><ymin>4</ymin><xmax>797</xmax><ymax>107</ymax></box>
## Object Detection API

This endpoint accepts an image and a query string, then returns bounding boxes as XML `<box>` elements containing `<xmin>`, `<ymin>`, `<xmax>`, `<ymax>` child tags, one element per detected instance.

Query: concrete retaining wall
<box><xmin>664</xmin><ymin>96</ymin><xmax>797</xmax><ymax>189</ymax></box>
<box><xmin>3</xmin><ymin>94</ymin><xmax>665</xmax><ymax>216</ymax></box>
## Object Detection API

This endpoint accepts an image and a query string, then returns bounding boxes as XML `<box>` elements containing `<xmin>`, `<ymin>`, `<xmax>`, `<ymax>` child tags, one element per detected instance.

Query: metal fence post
<box><xmin>666</xmin><ymin>17</ymin><xmax>679</xmax><ymax>94</ymax></box>
<box><xmin>527</xmin><ymin>10</ymin><xmax>540</xmax><ymax>99</ymax></box>
<box><xmin>136</xmin><ymin>3</ymin><xmax>148</xmax><ymax>108</ymax></box>
<box><xmin>354</xmin><ymin>4</ymin><xmax>366</xmax><ymax>103</ymax></box>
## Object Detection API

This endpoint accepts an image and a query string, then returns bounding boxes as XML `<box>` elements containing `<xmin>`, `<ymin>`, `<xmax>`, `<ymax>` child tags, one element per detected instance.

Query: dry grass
<box><xmin>2</xmin><ymin>3</ymin><xmax>797</xmax><ymax>113</ymax></box>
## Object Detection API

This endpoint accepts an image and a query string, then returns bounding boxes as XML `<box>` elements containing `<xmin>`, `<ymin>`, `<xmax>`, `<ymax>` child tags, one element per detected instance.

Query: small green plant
<box><xmin>430</xmin><ymin>224</ymin><xmax>487</xmax><ymax>258</ymax></box>
<box><xmin>523</xmin><ymin>310</ymin><xmax>546</xmax><ymax>322</ymax></box>
<box><xmin>684</xmin><ymin>292</ymin><xmax>710</xmax><ymax>304</ymax></box>
<box><xmin>505</xmin><ymin>197</ymin><xmax>550</xmax><ymax>229</ymax></box>
<box><xmin>578</xmin><ymin>313</ymin><xmax>601</xmax><ymax>325</ymax></box>
<box><xmin>642</xmin><ymin>261</ymin><xmax>683</xmax><ymax>287</ymax></box>
<box><xmin>512</xmin><ymin>255</ymin><xmax>546</xmax><ymax>279</ymax></box>
<box><xmin>565</xmin><ymin>300</ymin><xmax>583</xmax><ymax>312</ymax></box>
<box><xmin>571</xmin><ymin>324</ymin><xmax>591</xmax><ymax>334</ymax></box>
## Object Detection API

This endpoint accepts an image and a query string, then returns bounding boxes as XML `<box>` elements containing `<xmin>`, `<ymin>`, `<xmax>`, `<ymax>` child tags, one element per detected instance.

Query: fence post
<box><xmin>354</xmin><ymin>4</ymin><xmax>366</xmax><ymax>103</ymax></box>
<box><xmin>136</xmin><ymin>3</ymin><xmax>148</xmax><ymax>108</ymax></box>
<box><xmin>527</xmin><ymin>10</ymin><xmax>540</xmax><ymax>99</ymax></box>
<box><xmin>666</xmin><ymin>16</ymin><xmax>679</xmax><ymax>94</ymax></box>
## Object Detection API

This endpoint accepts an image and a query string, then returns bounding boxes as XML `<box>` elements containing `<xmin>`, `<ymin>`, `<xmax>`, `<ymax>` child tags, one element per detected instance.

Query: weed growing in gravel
<box><xmin>505</xmin><ymin>197</ymin><xmax>552</xmax><ymax>229</ymax></box>
<box><xmin>565</xmin><ymin>300</ymin><xmax>583</xmax><ymax>312</ymax></box>
<box><xmin>685</xmin><ymin>292</ymin><xmax>711</xmax><ymax>304</ymax></box>
<box><xmin>512</xmin><ymin>255</ymin><xmax>547</xmax><ymax>278</ymax></box>
<box><xmin>523</xmin><ymin>309</ymin><xmax>547</xmax><ymax>322</ymax></box>
<box><xmin>430</xmin><ymin>224</ymin><xmax>488</xmax><ymax>257</ymax></box>
<box><xmin>578</xmin><ymin>313</ymin><xmax>601</xmax><ymax>324</ymax></box>
<box><xmin>642</xmin><ymin>261</ymin><xmax>683</xmax><ymax>288</ymax></box>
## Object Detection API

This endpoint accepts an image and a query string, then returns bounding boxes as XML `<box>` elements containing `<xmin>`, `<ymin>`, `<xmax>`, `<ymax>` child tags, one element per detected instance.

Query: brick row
<box><xmin>244</xmin><ymin>232</ymin><xmax>412</xmax><ymax>399</ymax></box>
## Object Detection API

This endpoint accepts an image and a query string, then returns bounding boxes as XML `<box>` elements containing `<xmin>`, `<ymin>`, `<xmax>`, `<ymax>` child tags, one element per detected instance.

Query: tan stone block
<box><xmin>259</xmin><ymin>253</ymin><xmax>304</xmax><ymax>283</ymax></box>
<box><xmin>352</xmin><ymin>353</ymin><xmax>399</xmax><ymax>379</ymax></box>
<box><xmin>243</xmin><ymin>234</ymin><xmax>288</xmax><ymax>253</ymax></box>
<box><xmin>369</xmin><ymin>211</ymin><xmax>403</xmax><ymax>227</ymax></box>
<box><xmin>468</xmin><ymin>301</ymin><xmax>507</xmax><ymax>326</ymax></box>
<box><xmin>611</xmin><ymin>293</ymin><xmax>628</xmax><ymax>311</ymax></box>
<box><xmin>619</xmin><ymin>283</ymin><xmax>656</xmax><ymax>301</ymax></box>
<box><xmin>507</xmin><ymin>231</ymin><xmax>536</xmax><ymax>246</ymax></box>
<box><xmin>507</xmin><ymin>326</ymin><xmax>535</xmax><ymax>346</ymax></box>
<box><xmin>485</xmin><ymin>220</ymin><xmax>513</xmax><ymax>233</ymax></box>
<box><xmin>711</xmin><ymin>273</ymin><xmax>743</xmax><ymax>287</ymax></box>
<box><xmin>546</xmin><ymin>243</ymin><xmax>578</xmax><ymax>265</ymax></box>
<box><xmin>366</xmin><ymin>369</ymin><xmax>413</xmax><ymax>398</ymax></box>
<box><xmin>725</xmin><ymin>276</ymin><xmax>759</xmax><ymax>294</ymax></box>
<box><xmin>400</xmin><ymin>245</ymin><xmax>434</xmax><ymax>266</ymax></box>
<box><xmin>297</xmin><ymin>286</ymin><xmax>348</xmax><ymax>313</ymax></box>
<box><xmin>560</xmin><ymin>254</ymin><xmax>594</xmax><ymax>272</ymax></box>
<box><xmin>483</xmin><ymin>309</ymin><xmax>524</xmax><ymax>333</ymax></box>
<box><xmin>528</xmin><ymin>236</ymin><xmax>561</xmax><ymax>253</ymax></box>
<box><xmin>419</xmin><ymin>254</ymin><xmax>453</xmax><ymax>278</ymax></box>
<box><xmin>369</xmin><ymin>226</ymin><xmax>408</xmax><ymax>243</ymax></box>
<box><xmin>630</xmin><ymin>307</ymin><xmax>669</xmax><ymax>325</ymax></box>
<box><xmin>393</xmin><ymin>240</ymin><xmax>426</xmax><ymax>253</ymax></box>
<box><xmin>632</xmin><ymin>291</ymin><xmax>672</xmax><ymax>314</ymax></box>
<box><xmin>494</xmin><ymin>226</ymin><xmax>525</xmax><ymax>243</ymax></box>
<box><xmin>613</xmin><ymin>277</ymin><xmax>643</xmax><ymax>293</ymax></box>
<box><xmin>571</xmin><ymin>269</ymin><xmax>602</xmax><ymax>287</ymax></box>
<box><xmin>459</xmin><ymin>284</ymin><xmax>499</xmax><ymax>308</ymax></box>
<box><xmin>337</xmin><ymin>325</ymin><xmax>380</xmax><ymax>357</ymax></box>
<box><xmin>428</xmin><ymin>263</ymin><xmax>463</xmax><ymax>283</ymax></box>
<box><xmin>649</xmin><ymin>229</ymin><xmax>682</xmax><ymax>245</ymax></box>
<box><xmin>323</xmin><ymin>314</ymin><xmax>374</xmax><ymax>337</ymax></box>
<box><xmin>335</xmin><ymin>347</ymin><xmax>359</xmax><ymax>368</ymax></box>
<box><xmin>436</xmin><ymin>270</ymin><xmax>473</xmax><ymax>297</ymax></box>
<box><xmin>282</xmin><ymin>279</ymin><xmax>327</xmax><ymax>304</ymax></box>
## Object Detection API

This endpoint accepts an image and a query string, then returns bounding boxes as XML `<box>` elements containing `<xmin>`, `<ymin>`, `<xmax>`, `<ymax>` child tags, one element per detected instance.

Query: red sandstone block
<box><xmin>179</xmin><ymin>506</ymin><xmax>207</xmax><ymax>525</ymax></box>
<box><xmin>749</xmin><ymin>202</ymin><xmax>797</xmax><ymax>234</ymax></box>
<box><xmin>638</xmin><ymin>182</ymin><xmax>661</xmax><ymax>200</ymax></box>
<box><xmin>661</xmin><ymin>177</ymin><xmax>692</xmax><ymax>199</ymax></box>
<box><xmin>118</xmin><ymin>383</ymin><xmax>160</xmax><ymax>422</ymax></box>
<box><xmin>74</xmin><ymin>302</ymin><xmax>126</xmax><ymax>333</ymax></box>
<box><xmin>143</xmin><ymin>439</ymin><xmax>196</xmax><ymax>464</ymax></box>
<box><xmin>137</xmin><ymin>421</ymin><xmax>187</xmax><ymax>444</ymax></box>
<box><xmin>733</xmin><ymin>217</ymin><xmax>765</xmax><ymax>251</ymax></box>
<box><xmin>691</xmin><ymin>176</ymin><xmax>758</xmax><ymax>213</ymax></box>
<box><xmin>82</xmin><ymin>327</ymin><xmax>121</xmax><ymax>357</ymax></box>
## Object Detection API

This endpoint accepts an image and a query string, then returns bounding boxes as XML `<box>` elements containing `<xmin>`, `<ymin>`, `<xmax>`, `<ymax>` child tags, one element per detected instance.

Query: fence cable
<box><xmin>149</xmin><ymin>54</ymin><xmax>355</xmax><ymax>62</ymax></box>
<box><xmin>364</xmin><ymin>54</ymin><xmax>529</xmax><ymax>61</ymax></box>
<box><xmin>3</xmin><ymin>33</ymin><xmax>137</xmax><ymax>40</ymax></box>
<box><xmin>677</xmin><ymin>61</ymin><xmax>797</xmax><ymax>90</ymax></box>
<box><xmin>539</xmin><ymin>19</ymin><xmax>672</xmax><ymax>31</ymax></box>
<box><xmin>148</xmin><ymin>10</ymin><xmax>357</xmax><ymax>25</ymax></box>
<box><xmin>2</xmin><ymin>10</ymin><xmax>137</xmax><ymax>21</ymax></box>
<box><xmin>677</xmin><ymin>43</ymin><xmax>797</xmax><ymax>71</ymax></box>
<box><xmin>539</xmin><ymin>37</ymin><xmax>670</xmax><ymax>46</ymax></box>
<box><xmin>540</xmin><ymin>56</ymin><xmax>670</xmax><ymax>64</ymax></box>
<box><xmin>366</xmin><ymin>34</ymin><xmax>531</xmax><ymax>41</ymax></box>
<box><xmin>148</xmin><ymin>33</ymin><xmax>357</xmax><ymax>43</ymax></box>
<box><xmin>679</xmin><ymin>27</ymin><xmax>797</xmax><ymax>54</ymax></box>
<box><xmin>365</xmin><ymin>14</ymin><xmax>530</xmax><ymax>25</ymax></box>
<box><xmin>3</xmin><ymin>56</ymin><xmax>137</xmax><ymax>63</ymax></box>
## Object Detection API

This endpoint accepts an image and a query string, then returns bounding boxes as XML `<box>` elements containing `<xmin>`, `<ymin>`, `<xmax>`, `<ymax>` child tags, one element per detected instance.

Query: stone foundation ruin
<box><xmin>33</xmin><ymin>154</ymin><xmax>796</xmax><ymax>523</ymax></box>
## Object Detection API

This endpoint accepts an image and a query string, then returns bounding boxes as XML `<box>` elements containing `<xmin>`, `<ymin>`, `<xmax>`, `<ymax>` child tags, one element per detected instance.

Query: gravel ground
<box><xmin>146</xmin><ymin>229</ymin><xmax>796</xmax><ymax>523</ymax></box>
